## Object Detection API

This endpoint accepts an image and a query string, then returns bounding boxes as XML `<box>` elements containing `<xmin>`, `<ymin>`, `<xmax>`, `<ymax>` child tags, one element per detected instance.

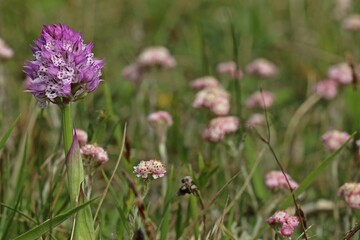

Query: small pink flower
<box><xmin>147</xmin><ymin>111</ymin><xmax>173</xmax><ymax>127</ymax></box>
<box><xmin>339</xmin><ymin>182</ymin><xmax>360</xmax><ymax>209</ymax></box>
<box><xmin>75</xmin><ymin>128</ymin><xmax>88</xmax><ymax>146</ymax></box>
<box><xmin>315</xmin><ymin>79</ymin><xmax>339</xmax><ymax>100</ymax></box>
<box><xmin>193</xmin><ymin>87</ymin><xmax>230</xmax><ymax>115</ymax></box>
<box><xmin>321</xmin><ymin>130</ymin><xmax>351</xmax><ymax>152</ymax></box>
<box><xmin>122</xmin><ymin>63</ymin><xmax>144</xmax><ymax>83</ymax></box>
<box><xmin>133</xmin><ymin>159</ymin><xmax>166</xmax><ymax>179</ymax></box>
<box><xmin>265</xmin><ymin>171</ymin><xmax>298</xmax><ymax>191</ymax></box>
<box><xmin>245</xmin><ymin>91</ymin><xmax>274</xmax><ymax>109</ymax></box>
<box><xmin>137</xmin><ymin>46</ymin><xmax>176</xmax><ymax>69</ymax></box>
<box><xmin>216</xmin><ymin>61</ymin><xmax>243</xmax><ymax>79</ymax></box>
<box><xmin>0</xmin><ymin>38</ymin><xmax>13</xmax><ymax>59</ymax></box>
<box><xmin>190</xmin><ymin>76</ymin><xmax>220</xmax><ymax>90</ymax></box>
<box><xmin>267</xmin><ymin>211</ymin><xmax>299</xmax><ymax>238</ymax></box>
<box><xmin>280</xmin><ymin>224</ymin><xmax>295</xmax><ymax>237</ymax></box>
<box><xmin>328</xmin><ymin>63</ymin><xmax>353</xmax><ymax>85</ymax></box>
<box><xmin>80</xmin><ymin>144</ymin><xmax>109</xmax><ymax>165</ymax></box>
<box><xmin>246</xmin><ymin>113</ymin><xmax>265</xmax><ymax>128</ymax></box>
<box><xmin>267</xmin><ymin>211</ymin><xmax>289</xmax><ymax>225</ymax></box>
<box><xmin>246</xmin><ymin>58</ymin><xmax>277</xmax><ymax>78</ymax></box>
<box><xmin>343</xmin><ymin>14</ymin><xmax>360</xmax><ymax>31</ymax></box>
<box><xmin>202</xmin><ymin>116</ymin><xmax>239</xmax><ymax>142</ymax></box>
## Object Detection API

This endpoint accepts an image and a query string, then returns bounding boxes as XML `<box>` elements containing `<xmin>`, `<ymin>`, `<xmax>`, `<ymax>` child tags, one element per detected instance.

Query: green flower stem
<box><xmin>61</xmin><ymin>104</ymin><xmax>74</xmax><ymax>154</ymax></box>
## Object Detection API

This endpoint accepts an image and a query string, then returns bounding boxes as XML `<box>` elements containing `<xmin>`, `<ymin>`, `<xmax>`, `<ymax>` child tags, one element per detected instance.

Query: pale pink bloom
<box><xmin>75</xmin><ymin>128</ymin><xmax>88</xmax><ymax>146</ymax></box>
<box><xmin>216</xmin><ymin>61</ymin><xmax>243</xmax><ymax>79</ymax></box>
<box><xmin>246</xmin><ymin>113</ymin><xmax>265</xmax><ymax>128</ymax></box>
<box><xmin>122</xmin><ymin>63</ymin><xmax>144</xmax><ymax>83</ymax></box>
<box><xmin>343</xmin><ymin>14</ymin><xmax>360</xmax><ymax>31</ymax></box>
<box><xmin>190</xmin><ymin>76</ymin><xmax>220</xmax><ymax>90</ymax></box>
<box><xmin>202</xmin><ymin>116</ymin><xmax>239</xmax><ymax>142</ymax></box>
<box><xmin>334</xmin><ymin>0</ymin><xmax>352</xmax><ymax>19</ymax></box>
<box><xmin>315</xmin><ymin>79</ymin><xmax>339</xmax><ymax>100</ymax></box>
<box><xmin>148</xmin><ymin>111</ymin><xmax>173</xmax><ymax>143</ymax></box>
<box><xmin>321</xmin><ymin>130</ymin><xmax>351</xmax><ymax>152</ymax></box>
<box><xmin>80</xmin><ymin>144</ymin><xmax>109</xmax><ymax>165</ymax></box>
<box><xmin>267</xmin><ymin>211</ymin><xmax>289</xmax><ymax>225</ymax></box>
<box><xmin>339</xmin><ymin>183</ymin><xmax>360</xmax><ymax>209</ymax></box>
<box><xmin>137</xmin><ymin>46</ymin><xmax>176</xmax><ymax>68</ymax></box>
<box><xmin>0</xmin><ymin>38</ymin><xmax>13</xmax><ymax>59</ymax></box>
<box><xmin>246</xmin><ymin>58</ymin><xmax>277</xmax><ymax>78</ymax></box>
<box><xmin>133</xmin><ymin>159</ymin><xmax>166</xmax><ymax>179</ymax></box>
<box><xmin>267</xmin><ymin>211</ymin><xmax>299</xmax><ymax>238</ymax></box>
<box><xmin>245</xmin><ymin>91</ymin><xmax>274</xmax><ymax>109</ymax></box>
<box><xmin>193</xmin><ymin>87</ymin><xmax>230</xmax><ymax>115</ymax></box>
<box><xmin>147</xmin><ymin>111</ymin><xmax>173</xmax><ymax>128</ymax></box>
<box><xmin>265</xmin><ymin>171</ymin><xmax>298</xmax><ymax>191</ymax></box>
<box><xmin>328</xmin><ymin>63</ymin><xmax>353</xmax><ymax>85</ymax></box>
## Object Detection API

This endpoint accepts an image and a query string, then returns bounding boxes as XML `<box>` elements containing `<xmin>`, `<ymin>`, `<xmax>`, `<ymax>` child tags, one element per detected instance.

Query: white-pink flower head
<box><xmin>339</xmin><ymin>183</ymin><xmax>360</xmax><ymax>209</ymax></box>
<box><xmin>0</xmin><ymin>38</ymin><xmax>13</xmax><ymax>59</ymax></box>
<box><xmin>122</xmin><ymin>63</ymin><xmax>144</xmax><ymax>83</ymax></box>
<box><xmin>245</xmin><ymin>91</ymin><xmax>274</xmax><ymax>109</ymax></box>
<box><xmin>328</xmin><ymin>63</ymin><xmax>353</xmax><ymax>85</ymax></box>
<box><xmin>246</xmin><ymin>58</ymin><xmax>277</xmax><ymax>78</ymax></box>
<box><xmin>315</xmin><ymin>79</ymin><xmax>339</xmax><ymax>100</ymax></box>
<box><xmin>321</xmin><ymin>130</ymin><xmax>351</xmax><ymax>152</ymax></box>
<box><xmin>137</xmin><ymin>46</ymin><xmax>176</xmax><ymax>69</ymax></box>
<box><xmin>80</xmin><ymin>144</ymin><xmax>109</xmax><ymax>165</ymax></box>
<box><xmin>246</xmin><ymin>113</ymin><xmax>265</xmax><ymax>128</ymax></box>
<box><xmin>193</xmin><ymin>87</ymin><xmax>230</xmax><ymax>115</ymax></box>
<box><xmin>267</xmin><ymin>211</ymin><xmax>299</xmax><ymax>238</ymax></box>
<box><xmin>147</xmin><ymin>111</ymin><xmax>173</xmax><ymax>128</ymax></box>
<box><xmin>202</xmin><ymin>116</ymin><xmax>239</xmax><ymax>142</ymax></box>
<box><xmin>190</xmin><ymin>76</ymin><xmax>220</xmax><ymax>90</ymax></box>
<box><xmin>343</xmin><ymin>14</ymin><xmax>360</xmax><ymax>31</ymax></box>
<box><xmin>133</xmin><ymin>159</ymin><xmax>166</xmax><ymax>179</ymax></box>
<box><xmin>216</xmin><ymin>61</ymin><xmax>243</xmax><ymax>80</ymax></box>
<box><xmin>74</xmin><ymin>128</ymin><xmax>88</xmax><ymax>146</ymax></box>
<box><xmin>265</xmin><ymin>171</ymin><xmax>299</xmax><ymax>191</ymax></box>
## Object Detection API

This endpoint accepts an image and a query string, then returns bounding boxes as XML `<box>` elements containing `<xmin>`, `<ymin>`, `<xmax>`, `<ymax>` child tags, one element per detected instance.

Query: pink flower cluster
<box><xmin>193</xmin><ymin>86</ymin><xmax>230</xmax><ymax>116</ymax></box>
<box><xmin>202</xmin><ymin>116</ymin><xmax>239</xmax><ymax>142</ymax></box>
<box><xmin>216</xmin><ymin>61</ymin><xmax>243</xmax><ymax>80</ymax></box>
<box><xmin>267</xmin><ymin>210</ymin><xmax>299</xmax><ymax>237</ymax></box>
<box><xmin>265</xmin><ymin>171</ymin><xmax>299</xmax><ymax>191</ymax></box>
<box><xmin>75</xmin><ymin>128</ymin><xmax>88</xmax><ymax>146</ymax></box>
<box><xmin>0</xmin><ymin>38</ymin><xmax>13</xmax><ymax>59</ymax></box>
<box><xmin>343</xmin><ymin>14</ymin><xmax>360</xmax><ymax>31</ymax></box>
<box><xmin>190</xmin><ymin>76</ymin><xmax>220</xmax><ymax>90</ymax></box>
<box><xmin>147</xmin><ymin>111</ymin><xmax>173</xmax><ymax>128</ymax></box>
<box><xmin>245</xmin><ymin>90</ymin><xmax>275</xmax><ymax>109</ymax></box>
<box><xmin>338</xmin><ymin>182</ymin><xmax>360</xmax><ymax>209</ymax></box>
<box><xmin>133</xmin><ymin>159</ymin><xmax>166</xmax><ymax>179</ymax></box>
<box><xmin>246</xmin><ymin>113</ymin><xmax>265</xmax><ymax>128</ymax></box>
<box><xmin>246</xmin><ymin>58</ymin><xmax>278</xmax><ymax>78</ymax></box>
<box><xmin>321</xmin><ymin>130</ymin><xmax>351</xmax><ymax>152</ymax></box>
<box><xmin>122</xmin><ymin>46</ymin><xmax>176</xmax><ymax>82</ymax></box>
<box><xmin>315</xmin><ymin>62</ymin><xmax>359</xmax><ymax>100</ymax></box>
<box><xmin>80</xmin><ymin>144</ymin><xmax>109</xmax><ymax>165</ymax></box>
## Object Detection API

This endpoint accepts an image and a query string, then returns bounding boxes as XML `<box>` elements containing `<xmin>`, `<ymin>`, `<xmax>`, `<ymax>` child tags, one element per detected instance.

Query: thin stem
<box><xmin>61</xmin><ymin>104</ymin><xmax>73</xmax><ymax>154</ymax></box>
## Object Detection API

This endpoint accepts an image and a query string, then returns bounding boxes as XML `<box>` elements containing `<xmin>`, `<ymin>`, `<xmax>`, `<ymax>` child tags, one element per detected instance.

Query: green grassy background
<box><xmin>1</xmin><ymin>0</ymin><xmax>360</xmax><ymax>239</ymax></box>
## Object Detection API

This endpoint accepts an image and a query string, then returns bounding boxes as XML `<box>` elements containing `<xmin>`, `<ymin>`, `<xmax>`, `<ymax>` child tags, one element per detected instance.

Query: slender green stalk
<box><xmin>61</xmin><ymin>104</ymin><xmax>73</xmax><ymax>154</ymax></box>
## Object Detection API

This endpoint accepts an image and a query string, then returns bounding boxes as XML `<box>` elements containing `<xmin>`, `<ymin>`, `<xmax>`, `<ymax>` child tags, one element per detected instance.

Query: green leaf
<box><xmin>0</xmin><ymin>115</ymin><xmax>20</xmax><ymax>150</ymax></box>
<box><xmin>13</xmin><ymin>198</ymin><xmax>97</xmax><ymax>240</ymax></box>
<box><xmin>73</xmin><ymin>192</ymin><xmax>95</xmax><ymax>240</ymax></box>
<box><xmin>66</xmin><ymin>133</ymin><xmax>85</xmax><ymax>203</ymax></box>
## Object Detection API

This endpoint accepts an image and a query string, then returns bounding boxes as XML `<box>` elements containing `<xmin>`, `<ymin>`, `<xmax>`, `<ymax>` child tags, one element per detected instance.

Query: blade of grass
<box><xmin>280</xmin><ymin>133</ymin><xmax>356</xmax><ymax>208</ymax></box>
<box><xmin>13</xmin><ymin>197</ymin><xmax>98</xmax><ymax>240</ymax></box>
<box><xmin>94</xmin><ymin>124</ymin><xmax>126</xmax><ymax>221</ymax></box>
<box><xmin>0</xmin><ymin>114</ymin><xmax>20</xmax><ymax>150</ymax></box>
